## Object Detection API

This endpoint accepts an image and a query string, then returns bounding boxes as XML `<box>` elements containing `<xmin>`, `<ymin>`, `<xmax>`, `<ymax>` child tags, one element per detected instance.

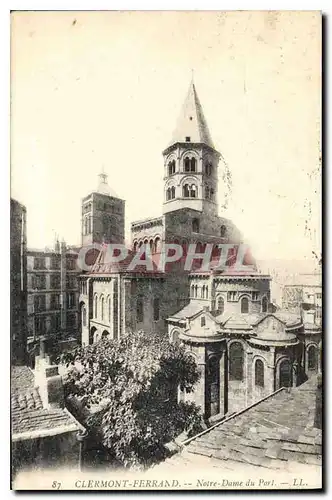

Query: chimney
<box><xmin>34</xmin><ymin>337</ymin><xmax>64</xmax><ymax>409</ymax></box>
<box><xmin>34</xmin><ymin>335</ymin><xmax>51</xmax><ymax>371</ymax></box>
<box><xmin>314</xmin><ymin>373</ymin><xmax>322</xmax><ymax>430</ymax></box>
<box><xmin>35</xmin><ymin>361</ymin><xmax>65</xmax><ymax>410</ymax></box>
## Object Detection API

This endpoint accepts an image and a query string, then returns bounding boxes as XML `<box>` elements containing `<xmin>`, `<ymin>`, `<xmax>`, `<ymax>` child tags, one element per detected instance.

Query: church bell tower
<box><xmin>163</xmin><ymin>81</ymin><xmax>220</xmax><ymax>217</ymax></box>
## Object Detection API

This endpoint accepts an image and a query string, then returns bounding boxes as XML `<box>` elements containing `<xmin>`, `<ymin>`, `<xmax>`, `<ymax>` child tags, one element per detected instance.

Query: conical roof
<box><xmin>168</xmin><ymin>81</ymin><xmax>215</xmax><ymax>150</ymax></box>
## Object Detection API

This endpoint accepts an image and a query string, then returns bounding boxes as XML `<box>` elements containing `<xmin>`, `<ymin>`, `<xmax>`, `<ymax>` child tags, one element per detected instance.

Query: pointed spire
<box><xmin>168</xmin><ymin>80</ymin><xmax>215</xmax><ymax>150</ymax></box>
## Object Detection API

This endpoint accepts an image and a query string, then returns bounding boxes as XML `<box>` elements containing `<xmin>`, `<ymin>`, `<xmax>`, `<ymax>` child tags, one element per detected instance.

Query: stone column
<box><xmin>245</xmin><ymin>349</ymin><xmax>253</xmax><ymax>407</ymax></box>
<box><xmin>122</xmin><ymin>279</ymin><xmax>132</xmax><ymax>334</ymax></box>
<box><xmin>292</xmin><ymin>361</ymin><xmax>299</xmax><ymax>387</ymax></box>
<box><xmin>314</xmin><ymin>373</ymin><xmax>322</xmax><ymax>430</ymax></box>
<box><xmin>318</xmin><ymin>341</ymin><xmax>322</xmax><ymax>373</ymax></box>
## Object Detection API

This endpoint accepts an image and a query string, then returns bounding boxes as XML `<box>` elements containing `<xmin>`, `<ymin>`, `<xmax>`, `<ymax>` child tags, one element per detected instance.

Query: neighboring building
<box><xmin>282</xmin><ymin>272</ymin><xmax>322</xmax><ymax>326</ymax></box>
<box><xmin>78</xmin><ymin>81</ymin><xmax>322</xmax><ymax>421</ymax></box>
<box><xmin>27</xmin><ymin>242</ymin><xmax>81</xmax><ymax>344</ymax></box>
<box><xmin>11</xmin><ymin>339</ymin><xmax>85</xmax><ymax>481</ymax></box>
<box><xmin>11</xmin><ymin>198</ymin><xmax>28</xmax><ymax>365</ymax></box>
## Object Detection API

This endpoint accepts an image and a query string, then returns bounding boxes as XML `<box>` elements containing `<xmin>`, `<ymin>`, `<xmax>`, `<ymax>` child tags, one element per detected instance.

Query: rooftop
<box><xmin>154</xmin><ymin>378</ymin><xmax>322</xmax><ymax>474</ymax></box>
<box><xmin>11</xmin><ymin>366</ymin><xmax>83</xmax><ymax>442</ymax></box>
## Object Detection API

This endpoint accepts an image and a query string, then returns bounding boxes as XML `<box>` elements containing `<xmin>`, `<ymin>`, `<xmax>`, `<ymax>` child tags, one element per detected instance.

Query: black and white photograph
<box><xmin>9</xmin><ymin>10</ymin><xmax>322</xmax><ymax>490</ymax></box>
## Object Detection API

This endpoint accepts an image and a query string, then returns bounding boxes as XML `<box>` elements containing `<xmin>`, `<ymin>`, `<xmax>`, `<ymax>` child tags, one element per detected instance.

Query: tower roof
<box><xmin>96</xmin><ymin>170</ymin><xmax>119</xmax><ymax>198</ymax></box>
<box><xmin>168</xmin><ymin>81</ymin><xmax>215</xmax><ymax>150</ymax></box>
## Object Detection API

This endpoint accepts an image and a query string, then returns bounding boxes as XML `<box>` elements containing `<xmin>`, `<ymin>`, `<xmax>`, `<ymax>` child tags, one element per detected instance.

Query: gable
<box><xmin>256</xmin><ymin>315</ymin><xmax>285</xmax><ymax>335</ymax></box>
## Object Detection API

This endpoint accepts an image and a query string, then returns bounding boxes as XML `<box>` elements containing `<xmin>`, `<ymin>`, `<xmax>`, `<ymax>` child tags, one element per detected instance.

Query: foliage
<box><xmin>61</xmin><ymin>330</ymin><xmax>202</xmax><ymax>468</ymax></box>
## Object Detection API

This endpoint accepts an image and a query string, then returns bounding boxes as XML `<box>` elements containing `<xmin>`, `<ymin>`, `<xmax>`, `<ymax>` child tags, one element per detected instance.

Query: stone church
<box><xmin>78</xmin><ymin>81</ymin><xmax>322</xmax><ymax>420</ymax></box>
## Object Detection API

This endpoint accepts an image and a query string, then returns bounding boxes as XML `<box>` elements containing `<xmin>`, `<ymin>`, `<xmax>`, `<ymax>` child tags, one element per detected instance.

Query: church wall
<box><xmin>131</xmin><ymin>218</ymin><xmax>164</xmax><ymax>248</ymax></box>
<box><xmin>127</xmin><ymin>278</ymin><xmax>166</xmax><ymax>334</ymax></box>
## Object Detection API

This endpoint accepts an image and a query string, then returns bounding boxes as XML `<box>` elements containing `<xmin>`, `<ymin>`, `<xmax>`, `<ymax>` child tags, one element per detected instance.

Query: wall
<box><xmin>12</xmin><ymin>431</ymin><xmax>80</xmax><ymax>478</ymax></box>
<box><xmin>11</xmin><ymin>199</ymin><xmax>28</xmax><ymax>365</ymax></box>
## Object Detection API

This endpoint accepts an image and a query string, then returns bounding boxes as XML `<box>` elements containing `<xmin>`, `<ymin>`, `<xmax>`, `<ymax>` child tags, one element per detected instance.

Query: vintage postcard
<box><xmin>10</xmin><ymin>10</ymin><xmax>322</xmax><ymax>491</ymax></box>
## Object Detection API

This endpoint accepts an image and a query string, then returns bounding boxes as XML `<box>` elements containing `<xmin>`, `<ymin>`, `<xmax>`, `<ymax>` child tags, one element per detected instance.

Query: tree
<box><xmin>61</xmin><ymin>330</ymin><xmax>202</xmax><ymax>469</ymax></box>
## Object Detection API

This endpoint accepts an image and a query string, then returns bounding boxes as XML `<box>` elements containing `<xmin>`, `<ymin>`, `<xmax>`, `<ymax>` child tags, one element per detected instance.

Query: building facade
<box><xmin>27</xmin><ymin>242</ymin><xmax>80</xmax><ymax>344</ymax></box>
<box><xmin>11</xmin><ymin>198</ymin><xmax>28</xmax><ymax>365</ymax></box>
<box><xmin>78</xmin><ymin>81</ymin><xmax>322</xmax><ymax>419</ymax></box>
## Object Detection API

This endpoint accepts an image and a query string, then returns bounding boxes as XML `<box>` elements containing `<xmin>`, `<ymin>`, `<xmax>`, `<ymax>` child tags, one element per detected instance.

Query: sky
<box><xmin>11</xmin><ymin>10</ymin><xmax>321</xmax><ymax>269</ymax></box>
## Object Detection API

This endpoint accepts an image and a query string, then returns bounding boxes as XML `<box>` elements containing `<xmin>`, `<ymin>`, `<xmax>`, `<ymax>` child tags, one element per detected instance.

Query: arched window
<box><xmin>201</xmin><ymin>316</ymin><xmax>206</xmax><ymax>327</ymax></box>
<box><xmin>241</xmin><ymin>297</ymin><xmax>249</xmax><ymax>314</ymax></box>
<box><xmin>184</xmin><ymin>157</ymin><xmax>190</xmax><ymax>172</ymax></box>
<box><xmin>229</xmin><ymin>342</ymin><xmax>244</xmax><ymax>381</ymax></box>
<box><xmin>154</xmin><ymin>237</ymin><xmax>161</xmax><ymax>253</ymax></box>
<box><xmin>153</xmin><ymin>297</ymin><xmax>160</xmax><ymax>321</ymax></box>
<box><xmin>149</xmin><ymin>239</ymin><xmax>154</xmax><ymax>252</ymax></box>
<box><xmin>166</xmin><ymin>188</ymin><xmax>171</xmax><ymax>201</ymax></box>
<box><xmin>216</xmin><ymin>296</ymin><xmax>224</xmax><ymax>313</ymax></box>
<box><xmin>94</xmin><ymin>295</ymin><xmax>98</xmax><ymax>318</ymax></box>
<box><xmin>262</xmin><ymin>296</ymin><xmax>268</xmax><ymax>313</ymax></box>
<box><xmin>192</xmin><ymin>218</ymin><xmax>199</xmax><ymax>233</ymax></box>
<box><xmin>308</xmin><ymin>345</ymin><xmax>318</xmax><ymax>371</ymax></box>
<box><xmin>136</xmin><ymin>296</ymin><xmax>144</xmax><ymax>323</ymax></box>
<box><xmin>133</xmin><ymin>241</ymin><xmax>138</xmax><ymax>252</ymax></box>
<box><xmin>101</xmin><ymin>330</ymin><xmax>109</xmax><ymax>340</ymax></box>
<box><xmin>168</xmin><ymin>160</ymin><xmax>176</xmax><ymax>176</ymax></box>
<box><xmin>100</xmin><ymin>296</ymin><xmax>104</xmax><ymax>321</ymax></box>
<box><xmin>183</xmin><ymin>184</ymin><xmax>190</xmax><ymax>197</ymax></box>
<box><xmin>279</xmin><ymin>359</ymin><xmax>291</xmax><ymax>388</ymax></box>
<box><xmin>220</xmin><ymin>225</ymin><xmax>226</xmax><ymax>237</ymax></box>
<box><xmin>171</xmin><ymin>186</ymin><xmax>175</xmax><ymax>199</ymax></box>
<box><xmin>255</xmin><ymin>359</ymin><xmax>265</xmax><ymax>387</ymax></box>
<box><xmin>138</xmin><ymin>241</ymin><xmax>143</xmax><ymax>248</ymax></box>
<box><xmin>191</xmin><ymin>284</ymin><xmax>195</xmax><ymax>297</ymax></box>
<box><xmin>171</xmin><ymin>330</ymin><xmax>180</xmax><ymax>344</ymax></box>
<box><xmin>190</xmin><ymin>158</ymin><xmax>196</xmax><ymax>172</ymax></box>
<box><xmin>190</xmin><ymin>184</ymin><xmax>197</xmax><ymax>197</ymax></box>
<box><xmin>205</xmin><ymin>162</ymin><xmax>213</xmax><ymax>176</ymax></box>
<box><xmin>89</xmin><ymin>326</ymin><xmax>97</xmax><ymax>345</ymax></box>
